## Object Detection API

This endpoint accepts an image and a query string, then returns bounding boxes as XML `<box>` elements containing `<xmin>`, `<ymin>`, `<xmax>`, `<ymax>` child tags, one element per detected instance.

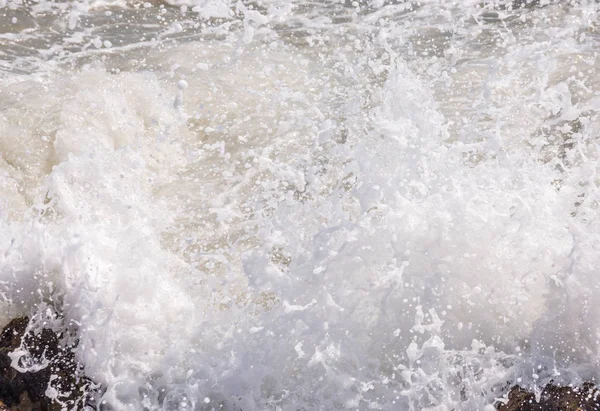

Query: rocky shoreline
<box><xmin>497</xmin><ymin>383</ymin><xmax>600</xmax><ymax>411</ymax></box>
<box><xmin>0</xmin><ymin>317</ymin><xmax>99</xmax><ymax>411</ymax></box>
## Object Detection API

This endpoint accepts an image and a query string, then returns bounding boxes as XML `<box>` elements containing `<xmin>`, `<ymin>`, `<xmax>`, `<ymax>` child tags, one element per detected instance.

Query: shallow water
<box><xmin>0</xmin><ymin>0</ymin><xmax>599</xmax><ymax>409</ymax></box>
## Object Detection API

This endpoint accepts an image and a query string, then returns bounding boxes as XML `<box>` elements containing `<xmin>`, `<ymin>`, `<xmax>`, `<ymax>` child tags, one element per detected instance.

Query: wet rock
<box><xmin>498</xmin><ymin>383</ymin><xmax>600</xmax><ymax>411</ymax></box>
<box><xmin>0</xmin><ymin>317</ymin><xmax>99</xmax><ymax>410</ymax></box>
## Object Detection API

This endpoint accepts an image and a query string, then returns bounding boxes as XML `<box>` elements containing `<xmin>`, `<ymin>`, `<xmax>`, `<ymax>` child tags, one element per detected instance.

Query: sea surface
<box><xmin>0</xmin><ymin>0</ymin><xmax>599</xmax><ymax>409</ymax></box>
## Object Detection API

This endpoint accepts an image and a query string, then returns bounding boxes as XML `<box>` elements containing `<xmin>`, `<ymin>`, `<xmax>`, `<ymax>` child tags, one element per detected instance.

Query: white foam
<box><xmin>0</xmin><ymin>1</ymin><xmax>599</xmax><ymax>410</ymax></box>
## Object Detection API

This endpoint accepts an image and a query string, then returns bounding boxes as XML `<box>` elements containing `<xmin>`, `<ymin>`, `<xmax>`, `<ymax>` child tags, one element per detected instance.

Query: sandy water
<box><xmin>0</xmin><ymin>0</ymin><xmax>599</xmax><ymax>409</ymax></box>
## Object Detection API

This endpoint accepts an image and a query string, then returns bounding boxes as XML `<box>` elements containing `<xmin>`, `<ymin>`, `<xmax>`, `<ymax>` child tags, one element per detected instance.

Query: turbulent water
<box><xmin>0</xmin><ymin>0</ymin><xmax>599</xmax><ymax>409</ymax></box>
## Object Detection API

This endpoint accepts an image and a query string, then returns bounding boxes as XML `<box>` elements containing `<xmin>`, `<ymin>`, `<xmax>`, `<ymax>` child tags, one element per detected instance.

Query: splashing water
<box><xmin>0</xmin><ymin>0</ymin><xmax>599</xmax><ymax>409</ymax></box>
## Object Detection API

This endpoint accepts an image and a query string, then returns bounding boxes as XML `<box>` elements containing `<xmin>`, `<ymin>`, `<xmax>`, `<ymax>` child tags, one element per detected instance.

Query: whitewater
<box><xmin>0</xmin><ymin>0</ymin><xmax>599</xmax><ymax>409</ymax></box>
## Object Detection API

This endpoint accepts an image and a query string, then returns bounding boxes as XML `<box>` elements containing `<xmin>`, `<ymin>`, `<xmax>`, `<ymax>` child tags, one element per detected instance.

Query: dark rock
<box><xmin>498</xmin><ymin>383</ymin><xmax>600</xmax><ymax>411</ymax></box>
<box><xmin>0</xmin><ymin>317</ymin><xmax>100</xmax><ymax>411</ymax></box>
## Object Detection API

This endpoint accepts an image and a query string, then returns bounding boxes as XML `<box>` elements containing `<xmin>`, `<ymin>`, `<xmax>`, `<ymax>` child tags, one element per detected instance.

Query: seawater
<box><xmin>0</xmin><ymin>0</ymin><xmax>599</xmax><ymax>409</ymax></box>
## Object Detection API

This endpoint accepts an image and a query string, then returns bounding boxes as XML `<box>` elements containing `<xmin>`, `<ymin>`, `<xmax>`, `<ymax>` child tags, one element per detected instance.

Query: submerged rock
<box><xmin>498</xmin><ymin>383</ymin><xmax>600</xmax><ymax>411</ymax></box>
<box><xmin>0</xmin><ymin>317</ymin><xmax>99</xmax><ymax>410</ymax></box>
